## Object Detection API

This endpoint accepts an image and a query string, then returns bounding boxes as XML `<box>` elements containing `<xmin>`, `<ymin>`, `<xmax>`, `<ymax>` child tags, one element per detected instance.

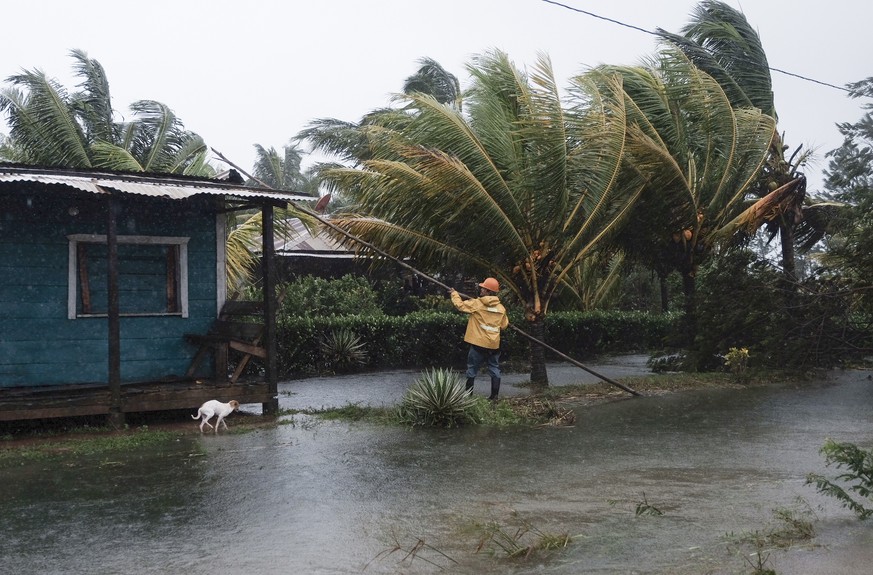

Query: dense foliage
<box><xmin>307</xmin><ymin>42</ymin><xmax>773</xmax><ymax>386</ymax></box>
<box><xmin>821</xmin><ymin>77</ymin><xmax>873</xmax><ymax>318</ymax></box>
<box><xmin>690</xmin><ymin>249</ymin><xmax>870</xmax><ymax>370</ymax></box>
<box><xmin>278</xmin><ymin>275</ymin><xmax>383</xmax><ymax>318</ymax></box>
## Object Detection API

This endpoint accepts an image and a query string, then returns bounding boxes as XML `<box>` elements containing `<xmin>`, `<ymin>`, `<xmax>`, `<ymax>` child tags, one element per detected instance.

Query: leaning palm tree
<box><xmin>312</xmin><ymin>50</ymin><xmax>647</xmax><ymax>385</ymax></box>
<box><xmin>594</xmin><ymin>48</ymin><xmax>776</xmax><ymax>321</ymax></box>
<box><xmin>657</xmin><ymin>1</ymin><xmax>809</xmax><ymax>282</ymax></box>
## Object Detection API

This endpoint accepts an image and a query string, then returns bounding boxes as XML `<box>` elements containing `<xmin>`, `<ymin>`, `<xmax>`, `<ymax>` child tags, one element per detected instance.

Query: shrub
<box><xmin>723</xmin><ymin>347</ymin><xmax>750</xmax><ymax>382</ymax></box>
<box><xmin>806</xmin><ymin>439</ymin><xmax>873</xmax><ymax>519</ymax></box>
<box><xmin>279</xmin><ymin>275</ymin><xmax>382</xmax><ymax>318</ymax></box>
<box><xmin>693</xmin><ymin>249</ymin><xmax>871</xmax><ymax>370</ymax></box>
<box><xmin>396</xmin><ymin>368</ymin><xmax>476</xmax><ymax>427</ymax></box>
<box><xmin>319</xmin><ymin>328</ymin><xmax>368</xmax><ymax>373</ymax></box>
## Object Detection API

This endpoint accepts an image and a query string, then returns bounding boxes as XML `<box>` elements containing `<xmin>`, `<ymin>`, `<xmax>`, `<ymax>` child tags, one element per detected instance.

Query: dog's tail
<box><xmin>191</xmin><ymin>408</ymin><xmax>202</xmax><ymax>420</ymax></box>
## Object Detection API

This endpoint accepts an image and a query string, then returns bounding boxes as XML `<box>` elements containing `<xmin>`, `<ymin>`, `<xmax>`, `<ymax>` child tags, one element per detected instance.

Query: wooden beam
<box><xmin>228</xmin><ymin>340</ymin><xmax>267</xmax><ymax>359</ymax></box>
<box><xmin>105</xmin><ymin>192</ymin><xmax>124</xmax><ymax>427</ymax></box>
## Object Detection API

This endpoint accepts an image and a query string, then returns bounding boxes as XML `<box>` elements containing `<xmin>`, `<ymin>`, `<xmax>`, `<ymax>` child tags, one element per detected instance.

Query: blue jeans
<box><xmin>466</xmin><ymin>345</ymin><xmax>500</xmax><ymax>379</ymax></box>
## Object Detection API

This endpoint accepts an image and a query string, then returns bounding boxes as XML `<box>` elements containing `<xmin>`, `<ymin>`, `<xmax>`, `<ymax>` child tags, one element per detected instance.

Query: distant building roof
<box><xmin>0</xmin><ymin>164</ymin><xmax>310</xmax><ymax>203</ymax></box>
<box><xmin>272</xmin><ymin>218</ymin><xmax>356</xmax><ymax>259</ymax></box>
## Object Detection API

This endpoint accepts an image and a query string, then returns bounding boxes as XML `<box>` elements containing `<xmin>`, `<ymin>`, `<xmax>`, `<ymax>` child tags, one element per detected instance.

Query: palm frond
<box><xmin>68</xmin><ymin>48</ymin><xmax>118</xmax><ymax>144</ymax></box>
<box><xmin>0</xmin><ymin>71</ymin><xmax>91</xmax><ymax>167</ymax></box>
<box><xmin>667</xmin><ymin>0</ymin><xmax>774</xmax><ymax>116</ymax></box>
<box><xmin>121</xmin><ymin>99</ymin><xmax>210</xmax><ymax>175</ymax></box>
<box><xmin>712</xmin><ymin>177</ymin><xmax>805</xmax><ymax>243</ymax></box>
<box><xmin>90</xmin><ymin>141</ymin><xmax>144</xmax><ymax>171</ymax></box>
<box><xmin>225</xmin><ymin>212</ymin><xmax>263</xmax><ymax>292</ymax></box>
<box><xmin>402</xmin><ymin>57</ymin><xmax>462</xmax><ymax>110</ymax></box>
<box><xmin>323</xmin><ymin>214</ymin><xmax>511</xmax><ymax>294</ymax></box>
<box><xmin>796</xmin><ymin>201</ymin><xmax>851</xmax><ymax>252</ymax></box>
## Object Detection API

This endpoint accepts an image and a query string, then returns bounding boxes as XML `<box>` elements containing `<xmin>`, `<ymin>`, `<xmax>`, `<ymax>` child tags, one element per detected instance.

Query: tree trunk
<box><xmin>779</xmin><ymin>219</ymin><xmax>797</xmax><ymax>284</ymax></box>
<box><xmin>681</xmin><ymin>270</ymin><xmax>696</xmax><ymax>347</ymax></box>
<box><xmin>527</xmin><ymin>314</ymin><xmax>549</xmax><ymax>386</ymax></box>
<box><xmin>659</xmin><ymin>272</ymin><xmax>669</xmax><ymax>313</ymax></box>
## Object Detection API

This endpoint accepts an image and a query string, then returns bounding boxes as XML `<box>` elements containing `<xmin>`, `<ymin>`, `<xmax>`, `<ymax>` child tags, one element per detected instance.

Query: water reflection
<box><xmin>2</xmin><ymin>369</ymin><xmax>872</xmax><ymax>574</ymax></box>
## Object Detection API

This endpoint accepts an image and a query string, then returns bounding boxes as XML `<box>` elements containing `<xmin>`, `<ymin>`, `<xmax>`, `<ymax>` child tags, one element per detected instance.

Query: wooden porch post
<box><xmin>106</xmin><ymin>194</ymin><xmax>124</xmax><ymax>426</ymax></box>
<box><xmin>261</xmin><ymin>203</ymin><xmax>279</xmax><ymax>415</ymax></box>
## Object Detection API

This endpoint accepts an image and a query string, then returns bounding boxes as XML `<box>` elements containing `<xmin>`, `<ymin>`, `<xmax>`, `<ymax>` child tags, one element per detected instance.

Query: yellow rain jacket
<box><xmin>451</xmin><ymin>291</ymin><xmax>509</xmax><ymax>350</ymax></box>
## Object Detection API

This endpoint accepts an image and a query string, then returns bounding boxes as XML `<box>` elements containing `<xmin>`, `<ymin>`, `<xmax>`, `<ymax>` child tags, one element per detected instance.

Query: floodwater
<box><xmin>2</xmin><ymin>359</ymin><xmax>873</xmax><ymax>575</ymax></box>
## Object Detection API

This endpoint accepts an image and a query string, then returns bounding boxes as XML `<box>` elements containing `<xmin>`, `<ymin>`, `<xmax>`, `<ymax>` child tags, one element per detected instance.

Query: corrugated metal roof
<box><xmin>272</xmin><ymin>218</ymin><xmax>354</xmax><ymax>257</ymax></box>
<box><xmin>0</xmin><ymin>166</ymin><xmax>311</xmax><ymax>203</ymax></box>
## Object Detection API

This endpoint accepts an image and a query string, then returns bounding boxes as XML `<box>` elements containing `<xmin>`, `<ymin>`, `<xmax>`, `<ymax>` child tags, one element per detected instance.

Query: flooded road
<box><xmin>2</xmin><ymin>363</ymin><xmax>872</xmax><ymax>574</ymax></box>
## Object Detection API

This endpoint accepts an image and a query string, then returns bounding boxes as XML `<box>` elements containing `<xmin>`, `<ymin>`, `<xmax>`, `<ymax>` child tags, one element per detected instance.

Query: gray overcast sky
<box><xmin>1</xmin><ymin>0</ymin><xmax>869</xmax><ymax>192</ymax></box>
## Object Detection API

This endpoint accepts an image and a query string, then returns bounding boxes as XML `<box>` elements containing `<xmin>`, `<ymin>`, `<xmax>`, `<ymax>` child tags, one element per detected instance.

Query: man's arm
<box><xmin>450</xmin><ymin>289</ymin><xmax>476</xmax><ymax>313</ymax></box>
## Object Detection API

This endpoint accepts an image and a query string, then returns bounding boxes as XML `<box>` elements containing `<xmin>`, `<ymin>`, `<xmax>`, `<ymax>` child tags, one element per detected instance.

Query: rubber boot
<box><xmin>488</xmin><ymin>377</ymin><xmax>501</xmax><ymax>401</ymax></box>
<box><xmin>465</xmin><ymin>377</ymin><xmax>475</xmax><ymax>395</ymax></box>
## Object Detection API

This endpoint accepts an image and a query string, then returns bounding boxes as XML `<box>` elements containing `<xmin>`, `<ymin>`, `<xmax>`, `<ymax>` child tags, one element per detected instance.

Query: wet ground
<box><xmin>2</xmin><ymin>357</ymin><xmax>873</xmax><ymax>574</ymax></box>
<box><xmin>273</xmin><ymin>354</ymin><xmax>654</xmax><ymax>412</ymax></box>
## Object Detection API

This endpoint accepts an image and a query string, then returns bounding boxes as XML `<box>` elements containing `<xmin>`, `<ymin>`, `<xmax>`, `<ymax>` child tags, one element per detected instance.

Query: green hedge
<box><xmin>543</xmin><ymin>310</ymin><xmax>675</xmax><ymax>358</ymax></box>
<box><xmin>274</xmin><ymin>310</ymin><xmax>674</xmax><ymax>378</ymax></box>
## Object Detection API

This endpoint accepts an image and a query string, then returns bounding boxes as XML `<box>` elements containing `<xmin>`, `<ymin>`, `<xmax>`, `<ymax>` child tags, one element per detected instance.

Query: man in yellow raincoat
<box><xmin>450</xmin><ymin>277</ymin><xmax>509</xmax><ymax>400</ymax></box>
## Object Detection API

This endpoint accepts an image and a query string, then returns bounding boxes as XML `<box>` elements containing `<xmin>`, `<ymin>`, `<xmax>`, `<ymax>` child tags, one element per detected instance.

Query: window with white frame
<box><xmin>67</xmin><ymin>234</ymin><xmax>189</xmax><ymax>319</ymax></box>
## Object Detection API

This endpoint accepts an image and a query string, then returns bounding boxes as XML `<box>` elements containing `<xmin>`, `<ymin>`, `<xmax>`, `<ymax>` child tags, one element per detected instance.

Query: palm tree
<box><xmin>250</xmin><ymin>142</ymin><xmax>307</xmax><ymax>190</ymax></box>
<box><xmin>0</xmin><ymin>49</ymin><xmax>211</xmax><ymax>175</ymax></box>
<box><xmin>596</xmin><ymin>48</ymin><xmax>776</xmax><ymax>320</ymax></box>
<box><xmin>402</xmin><ymin>57</ymin><xmax>462</xmax><ymax>112</ymax></box>
<box><xmin>657</xmin><ymin>1</ymin><xmax>809</xmax><ymax>283</ymax></box>
<box><xmin>312</xmin><ymin>51</ymin><xmax>648</xmax><ymax>384</ymax></box>
<box><xmin>224</xmin><ymin>142</ymin><xmax>322</xmax><ymax>294</ymax></box>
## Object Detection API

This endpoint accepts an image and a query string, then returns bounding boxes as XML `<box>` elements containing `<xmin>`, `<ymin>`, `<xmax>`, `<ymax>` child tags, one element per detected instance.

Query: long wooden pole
<box><xmin>213</xmin><ymin>149</ymin><xmax>642</xmax><ymax>397</ymax></box>
<box><xmin>261</xmin><ymin>203</ymin><xmax>280</xmax><ymax>415</ymax></box>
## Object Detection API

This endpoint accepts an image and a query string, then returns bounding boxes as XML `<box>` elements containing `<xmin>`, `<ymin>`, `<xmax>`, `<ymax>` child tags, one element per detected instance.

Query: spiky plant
<box><xmin>397</xmin><ymin>368</ymin><xmax>476</xmax><ymax>428</ymax></box>
<box><xmin>319</xmin><ymin>328</ymin><xmax>367</xmax><ymax>373</ymax></box>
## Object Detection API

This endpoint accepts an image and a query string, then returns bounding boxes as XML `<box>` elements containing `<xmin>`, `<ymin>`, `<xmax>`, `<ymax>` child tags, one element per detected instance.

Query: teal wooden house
<box><xmin>0</xmin><ymin>164</ymin><xmax>309</xmax><ymax>423</ymax></box>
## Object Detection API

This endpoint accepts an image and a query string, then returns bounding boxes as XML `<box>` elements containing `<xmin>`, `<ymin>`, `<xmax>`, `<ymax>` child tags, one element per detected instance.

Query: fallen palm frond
<box><xmin>364</xmin><ymin>531</ymin><xmax>457</xmax><ymax>571</ymax></box>
<box><xmin>474</xmin><ymin>512</ymin><xmax>572</xmax><ymax>560</ymax></box>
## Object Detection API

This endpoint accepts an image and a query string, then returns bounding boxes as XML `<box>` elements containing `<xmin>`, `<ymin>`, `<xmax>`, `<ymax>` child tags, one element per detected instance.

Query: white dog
<box><xmin>192</xmin><ymin>399</ymin><xmax>240</xmax><ymax>433</ymax></box>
